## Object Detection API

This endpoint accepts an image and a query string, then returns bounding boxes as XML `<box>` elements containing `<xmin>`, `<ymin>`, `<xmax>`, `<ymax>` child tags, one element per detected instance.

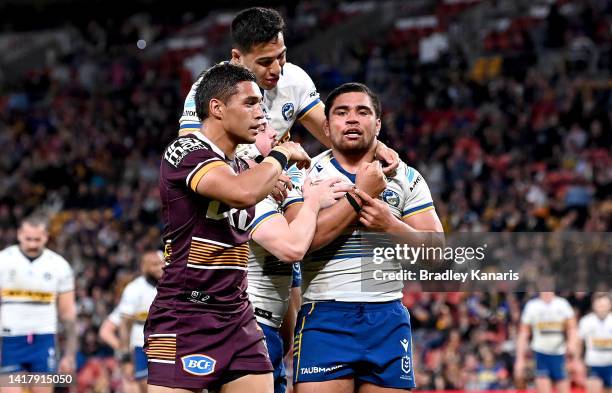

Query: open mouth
<box><xmin>343</xmin><ymin>128</ymin><xmax>363</xmax><ymax>139</ymax></box>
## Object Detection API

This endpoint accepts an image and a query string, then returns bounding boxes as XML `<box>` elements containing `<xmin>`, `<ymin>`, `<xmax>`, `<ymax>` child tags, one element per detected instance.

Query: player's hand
<box><xmin>375</xmin><ymin>141</ymin><xmax>399</xmax><ymax>177</ymax></box>
<box><xmin>354</xmin><ymin>189</ymin><xmax>396</xmax><ymax>232</ymax></box>
<box><xmin>278</xmin><ymin>142</ymin><xmax>311</xmax><ymax>170</ymax></box>
<box><xmin>355</xmin><ymin>161</ymin><xmax>386</xmax><ymax>198</ymax></box>
<box><xmin>303</xmin><ymin>177</ymin><xmax>352</xmax><ymax>209</ymax></box>
<box><xmin>58</xmin><ymin>354</ymin><xmax>76</xmax><ymax>374</ymax></box>
<box><xmin>271</xmin><ymin>173</ymin><xmax>293</xmax><ymax>202</ymax></box>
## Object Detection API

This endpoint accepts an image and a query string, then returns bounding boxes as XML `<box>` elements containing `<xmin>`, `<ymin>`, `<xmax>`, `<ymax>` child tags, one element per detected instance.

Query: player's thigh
<box><xmin>586</xmin><ymin>377</ymin><xmax>604</xmax><ymax>393</ymax></box>
<box><xmin>148</xmin><ymin>384</ymin><xmax>200</xmax><ymax>393</ymax></box>
<box><xmin>535</xmin><ymin>376</ymin><xmax>553</xmax><ymax>393</ymax></box>
<box><xmin>294</xmin><ymin>378</ymin><xmax>354</xmax><ymax>393</ymax></box>
<box><xmin>358</xmin><ymin>381</ymin><xmax>412</xmax><ymax>393</ymax></box>
<box><xmin>555</xmin><ymin>378</ymin><xmax>570</xmax><ymax>393</ymax></box>
<box><xmin>219</xmin><ymin>372</ymin><xmax>273</xmax><ymax>393</ymax></box>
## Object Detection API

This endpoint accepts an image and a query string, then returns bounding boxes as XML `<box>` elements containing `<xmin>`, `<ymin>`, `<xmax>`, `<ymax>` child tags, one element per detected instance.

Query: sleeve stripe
<box><xmin>185</xmin><ymin>158</ymin><xmax>220</xmax><ymax>187</ymax></box>
<box><xmin>248</xmin><ymin>211</ymin><xmax>281</xmax><ymax>235</ymax></box>
<box><xmin>283</xmin><ymin>198</ymin><xmax>304</xmax><ymax>210</ymax></box>
<box><xmin>297</xmin><ymin>99</ymin><xmax>322</xmax><ymax>119</ymax></box>
<box><xmin>180</xmin><ymin>123</ymin><xmax>201</xmax><ymax>130</ymax></box>
<box><xmin>402</xmin><ymin>202</ymin><xmax>434</xmax><ymax>218</ymax></box>
<box><xmin>188</xmin><ymin>161</ymin><xmax>226</xmax><ymax>191</ymax></box>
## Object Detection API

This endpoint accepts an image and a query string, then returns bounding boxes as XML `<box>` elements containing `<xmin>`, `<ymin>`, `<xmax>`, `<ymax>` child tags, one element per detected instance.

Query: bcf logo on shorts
<box><xmin>181</xmin><ymin>354</ymin><xmax>216</xmax><ymax>376</ymax></box>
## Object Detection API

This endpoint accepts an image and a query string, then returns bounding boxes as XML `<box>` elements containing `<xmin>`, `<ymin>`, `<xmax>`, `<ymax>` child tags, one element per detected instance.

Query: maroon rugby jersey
<box><xmin>156</xmin><ymin>132</ymin><xmax>255</xmax><ymax>313</ymax></box>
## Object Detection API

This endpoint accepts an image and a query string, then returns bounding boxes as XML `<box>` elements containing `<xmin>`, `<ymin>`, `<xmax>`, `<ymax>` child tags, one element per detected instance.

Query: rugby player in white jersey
<box><xmin>578</xmin><ymin>293</ymin><xmax>612</xmax><ymax>393</ymax></box>
<box><xmin>179</xmin><ymin>7</ymin><xmax>399</xmax><ymax>175</ymax></box>
<box><xmin>245</xmin><ymin>121</ymin><xmax>351</xmax><ymax>393</ymax></box>
<box><xmin>292</xmin><ymin>83</ymin><xmax>443</xmax><ymax>393</ymax></box>
<box><xmin>515</xmin><ymin>292</ymin><xmax>578</xmax><ymax>393</ymax></box>
<box><xmin>117</xmin><ymin>251</ymin><xmax>164</xmax><ymax>393</ymax></box>
<box><xmin>99</xmin><ymin>307</ymin><xmax>140</xmax><ymax>393</ymax></box>
<box><xmin>0</xmin><ymin>215</ymin><xmax>77</xmax><ymax>393</ymax></box>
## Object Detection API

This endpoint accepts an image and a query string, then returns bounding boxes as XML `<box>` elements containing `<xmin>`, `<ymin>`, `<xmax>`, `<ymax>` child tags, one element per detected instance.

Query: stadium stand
<box><xmin>0</xmin><ymin>0</ymin><xmax>609</xmax><ymax>391</ymax></box>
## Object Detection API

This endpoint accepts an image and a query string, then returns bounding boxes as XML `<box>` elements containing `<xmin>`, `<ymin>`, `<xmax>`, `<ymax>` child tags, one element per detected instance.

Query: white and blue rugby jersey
<box><xmin>0</xmin><ymin>245</ymin><xmax>74</xmax><ymax>336</ymax></box>
<box><xmin>180</xmin><ymin>62</ymin><xmax>321</xmax><ymax>141</ymax></box>
<box><xmin>247</xmin><ymin>165</ymin><xmax>304</xmax><ymax>328</ymax></box>
<box><xmin>579</xmin><ymin>312</ymin><xmax>612</xmax><ymax>366</ymax></box>
<box><xmin>301</xmin><ymin>151</ymin><xmax>435</xmax><ymax>303</ymax></box>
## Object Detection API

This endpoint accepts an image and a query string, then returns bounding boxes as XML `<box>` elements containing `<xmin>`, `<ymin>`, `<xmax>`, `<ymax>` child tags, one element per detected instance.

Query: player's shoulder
<box><xmin>42</xmin><ymin>248</ymin><xmax>72</xmax><ymax>269</ymax></box>
<box><xmin>126</xmin><ymin>275</ymin><xmax>146</xmax><ymax>290</ymax></box>
<box><xmin>308</xmin><ymin>150</ymin><xmax>334</xmax><ymax>175</ymax></box>
<box><xmin>0</xmin><ymin>244</ymin><xmax>19</xmax><ymax>257</ymax></box>
<box><xmin>163</xmin><ymin>134</ymin><xmax>222</xmax><ymax>168</ymax></box>
<box><xmin>280</xmin><ymin>62</ymin><xmax>312</xmax><ymax>85</ymax></box>
<box><xmin>554</xmin><ymin>296</ymin><xmax>572</xmax><ymax>308</ymax></box>
<box><xmin>579</xmin><ymin>312</ymin><xmax>596</xmax><ymax>324</ymax></box>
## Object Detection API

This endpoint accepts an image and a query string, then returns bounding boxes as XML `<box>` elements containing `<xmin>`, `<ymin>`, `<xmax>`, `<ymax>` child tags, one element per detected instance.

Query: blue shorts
<box><xmin>134</xmin><ymin>346</ymin><xmax>148</xmax><ymax>380</ymax></box>
<box><xmin>1</xmin><ymin>334</ymin><xmax>57</xmax><ymax>373</ymax></box>
<box><xmin>534</xmin><ymin>351</ymin><xmax>566</xmax><ymax>381</ymax></box>
<box><xmin>588</xmin><ymin>365</ymin><xmax>612</xmax><ymax>387</ymax></box>
<box><xmin>293</xmin><ymin>300</ymin><xmax>415</xmax><ymax>389</ymax></box>
<box><xmin>291</xmin><ymin>263</ymin><xmax>301</xmax><ymax>288</ymax></box>
<box><xmin>260</xmin><ymin>323</ymin><xmax>286</xmax><ymax>393</ymax></box>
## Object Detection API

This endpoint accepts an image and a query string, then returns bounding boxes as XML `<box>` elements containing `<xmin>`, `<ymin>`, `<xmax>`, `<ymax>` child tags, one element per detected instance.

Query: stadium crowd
<box><xmin>0</xmin><ymin>0</ymin><xmax>610</xmax><ymax>391</ymax></box>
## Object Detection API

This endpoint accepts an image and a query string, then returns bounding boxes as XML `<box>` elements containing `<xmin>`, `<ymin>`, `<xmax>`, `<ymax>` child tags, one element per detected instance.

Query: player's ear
<box><xmin>324</xmin><ymin>119</ymin><xmax>331</xmax><ymax>138</ymax></box>
<box><xmin>375</xmin><ymin>118</ymin><xmax>381</xmax><ymax>136</ymax></box>
<box><xmin>209</xmin><ymin>98</ymin><xmax>224</xmax><ymax>120</ymax></box>
<box><xmin>231</xmin><ymin>49</ymin><xmax>243</xmax><ymax>64</ymax></box>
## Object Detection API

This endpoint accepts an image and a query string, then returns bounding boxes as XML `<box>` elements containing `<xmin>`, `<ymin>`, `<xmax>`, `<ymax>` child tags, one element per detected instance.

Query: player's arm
<box><xmin>196</xmin><ymin>143</ymin><xmax>310</xmax><ymax>209</ymax></box>
<box><xmin>99</xmin><ymin>318</ymin><xmax>120</xmax><ymax>351</ymax></box>
<box><xmin>355</xmin><ymin>189</ymin><xmax>444</xmax><ymax>246</ymax></box>
<box><xmin>298</xmin><ymin>104</ymin><xmax>331</xmax><ymax>147</ymax></box>
<box><xmin>281</xmin><ymin>286</ymin><xmax>301</xmax><ymax>357</ymax></box>
<box><xmin>309</xmin><ymin>161</ymin><xmax>387</xmax><ymax>251</ymax></box>
<box><xmin>514</xmin><ymin>322</ymin><xmax>531</xmax><ymax>380</ymax></box>
<box><xmin>58</xmin><ymin>290</ymin><xmax>77</xmax><ymax>373</ymax></box>
<box><xmin>119</xmin><ymin>314</ymin><xmax>134</xmax><ymax>355</ymax></box>
<box><xmin>566</xmin><ymin>316</ymin><xmax>579</xmax><ymax>360</ymax></box>
<box><xmin>250</xmin><ymin>178</ymin><xmax>345</xmax><ymax>262</ymax></box>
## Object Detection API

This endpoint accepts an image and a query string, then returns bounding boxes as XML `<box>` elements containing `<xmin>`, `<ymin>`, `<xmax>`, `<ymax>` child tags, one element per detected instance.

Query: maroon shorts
<box><xmin>144</xmin><ymin>304</ymin><xmax>273</xmax><ymax>389</ymax></box>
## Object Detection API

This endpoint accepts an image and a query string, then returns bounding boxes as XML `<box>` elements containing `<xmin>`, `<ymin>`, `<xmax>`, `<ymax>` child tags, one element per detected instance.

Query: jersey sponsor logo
<box><xmin>401</xmin><ymin>355</ymin><xmax>411</xmax><ymax>374</ymax></box>
<box><xmin>409</xmin><ymin>176</ymin><xmax>421</xmax><ymax>192</ymax></box>
<box><xmin>308</xmin><ymin>90</ymin><xmax>318</xmax><ymax>98</ymax></box>
<box><xmin>300</xmin><ymin>364</ymin><xmax>345</xmax><ymax>375</ymax></box>
<box><xmin>382</xmin><ymin>189</ymin><xmax>401</xmax><ymax>207</ymax></box>
<box><xmin>282</xmin><ymin>102</ymin><xmax>295</xmax><ymax>121</ymax></box>
<box><xmin>254</xmin><ymin>307</ymin><xmax>273</xmax><ymax>321</ymax></box>
<box><xmin>183</xmin><ymin>110</ymin><xmax>197</xmax><ymax>117</ymax></box>
<box><xmin>164</xmin><ymin>138</ymin><xmax>207</xmax><ymax>167</ymax></box>
<box><xmin>400</xmin><ymin>338</ymin><xmax>409</xmax><ymax>352</ymax></box>
<box><xmin>184</xmin><ymin>290</ymin><xmax>211</xmax><ymax>304</ymax></box>
<box><xmin>181</xmin><ymin>354</ymin><xmax>216</xmax><ymax>376</ymax></box>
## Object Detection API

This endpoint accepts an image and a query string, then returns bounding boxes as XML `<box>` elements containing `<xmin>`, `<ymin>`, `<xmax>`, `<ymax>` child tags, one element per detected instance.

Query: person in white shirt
<box><xmin>99</xmin><ymin>306</ymin><xmax>140</xmax><ymax>393</ymax></box>
<box><xmin>292</xmin><ymin>83</ymin><xmax>444</xmax><ymax>393</ymax></box>
<box><xmin>515</xmin><ymin>292</ymin><xmax>578</xmax><ymax>393</ymax></box>
<box><xmin>245</xmin><ymin>121</ymin><xmax>349</xmax><ymax>393</ymax></box>
<box><xmin>0</xmin><ymin>215</ymin><xmax>77</xmax><ymax>393</ymax></box>
<box><xmin>118</xmin><ymin>251</ymin><xmax>164</xmax><ymax>393</ymax></box>
<box><xmin>179</xmin><ymin>7</ymin><xmax>399</xmax><ymax>176</ymax></box>
<box><xmin>578</xmin><ymin>293</ymin><xmax>612</xmax><ymax>393</ymax></box>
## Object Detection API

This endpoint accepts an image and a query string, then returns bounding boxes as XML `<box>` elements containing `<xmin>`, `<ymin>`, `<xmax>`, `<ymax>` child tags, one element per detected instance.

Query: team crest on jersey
<box><xmin>181</xmin><ymin>354</ymin><xmax>216</xmax><ymax>376</ymax></box>
<box><xmin>382</xmin><ymin>189</ymin><xmax>400</xmax><ymax>207</ymax></box>
<box><xmin>282</xmin><ymin>102</ymin><xmax>295</xmax><ymax>121</ymax></box>
<box><xmin>401</xmin><ymin>355</ymin><xmax>411</xmax><ymax>373</ymax></box>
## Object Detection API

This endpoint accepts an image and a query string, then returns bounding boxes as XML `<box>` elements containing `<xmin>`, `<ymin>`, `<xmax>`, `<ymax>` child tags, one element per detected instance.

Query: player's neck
<box><xmin>332</xmin><ymin>147</ymin><xmax>376</xmax><ymax>173</ymax></box>
<box><xmin>200</xmin><ymin>125</ymin><xmax>237</xmax><ymax>160</ymax></box>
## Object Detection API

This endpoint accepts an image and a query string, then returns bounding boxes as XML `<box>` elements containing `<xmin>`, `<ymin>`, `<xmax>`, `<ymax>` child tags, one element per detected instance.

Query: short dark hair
<box><xmin>195</xmin><ymin>63</ymin><xmax>257</xmax><ymax>121</ymax></box>
<box><xmin>324</xmin><ymin>83</ymin><xmax>382</xmax><ymax>119</ymax></box>
<box><xmin>231</xmin><ymin>7</ymin><xmax>285</xmax><ymax>53</ymax></box>
<box><xmin>20</xmin><ymin>214</ymin><xmax>49</xmax><ymax>230</ymax></box>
